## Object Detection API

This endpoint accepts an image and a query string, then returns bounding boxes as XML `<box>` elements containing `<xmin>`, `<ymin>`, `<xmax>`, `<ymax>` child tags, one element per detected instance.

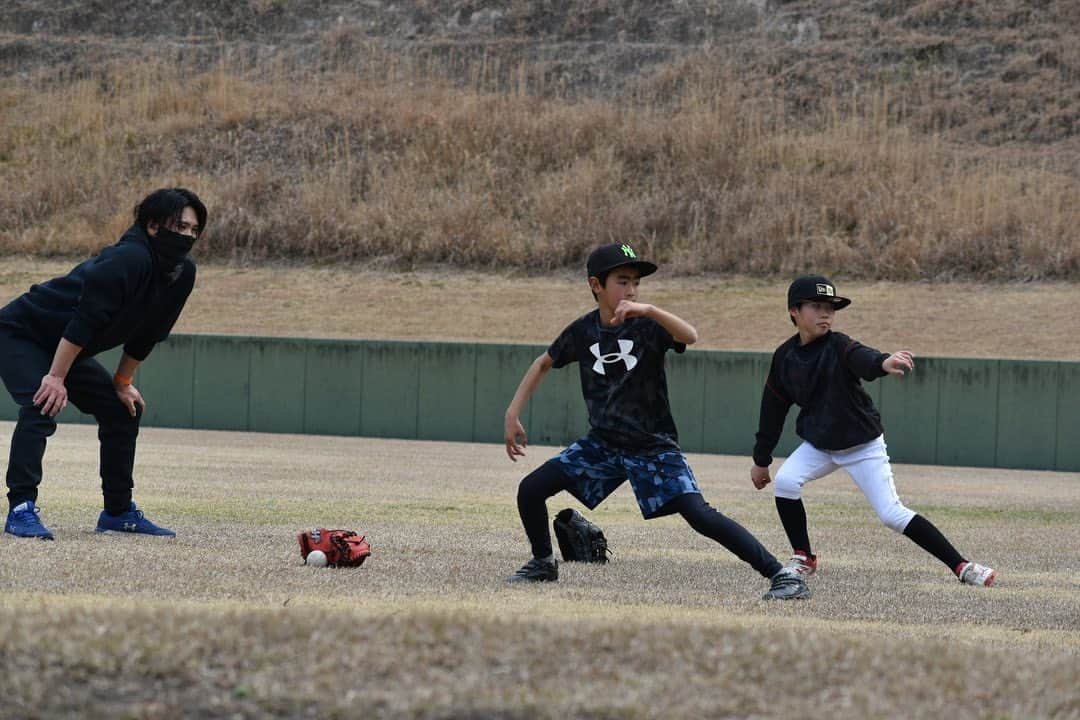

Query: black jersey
<box><xmin>752</xmin><ymin>330</ymin><xmax>891</xmax><ymax>466</ymax></box>
<box><xmin>547</xmin><ymin>309</ymin><xmax>686</xmax><ymax>453</ymax></box>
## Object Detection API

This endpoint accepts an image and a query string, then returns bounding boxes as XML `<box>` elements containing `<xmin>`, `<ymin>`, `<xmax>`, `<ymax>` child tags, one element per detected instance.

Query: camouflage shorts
<box><xmin>550</xmin><ymin>434</ymin><xmax>701</xmax><ymax>519</ymax></box>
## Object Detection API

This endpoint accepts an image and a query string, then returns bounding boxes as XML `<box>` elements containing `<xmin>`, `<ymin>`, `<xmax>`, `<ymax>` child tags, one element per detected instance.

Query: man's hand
<box><xmin>612</xmin><ymin>300</ymin><xmax>652</xmax><ymax>325</ymax></box>
<box><xmin>33</xmin><ymin>374</ymin><xmax>68</xmax><ymax>417</ymax></box>
<box><xmin>751</xmin><ymin>464</ymin><xmax>772</xmax><ymax>490</ymax></box>
<box><xmin>883</xmin><ymin>351</ymin><xmax>915</xmax><ymax>376</ymax></box>
<box><xmin>114</xmin><ymin>383</ymin><xmax>145</xmax><ymax>418</ymax></box>
<box><xmin>504</xmin><ymin>414</ymin><xmax>528</xmax><ymax>461</ymax></box>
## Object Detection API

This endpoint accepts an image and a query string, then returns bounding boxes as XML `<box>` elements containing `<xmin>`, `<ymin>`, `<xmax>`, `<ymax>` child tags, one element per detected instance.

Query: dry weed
<box><xmin>1</xmin><ymin>52</ymin><xmax>1076</xmax><ymax>279</ymax></box>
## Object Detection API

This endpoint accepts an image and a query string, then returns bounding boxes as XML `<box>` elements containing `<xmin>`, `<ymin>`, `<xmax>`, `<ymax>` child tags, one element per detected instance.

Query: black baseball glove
<box><xmin>553</xmin><ymin>508</ymin><xmax>611</xmax><ymax>563</ymax></box>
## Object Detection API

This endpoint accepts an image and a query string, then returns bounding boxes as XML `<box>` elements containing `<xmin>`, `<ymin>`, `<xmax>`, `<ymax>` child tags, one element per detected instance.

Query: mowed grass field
<box><xmin>0</xmin><ymin>422</ymin><xmax>1076</xmax><ymax>719</ymax></box>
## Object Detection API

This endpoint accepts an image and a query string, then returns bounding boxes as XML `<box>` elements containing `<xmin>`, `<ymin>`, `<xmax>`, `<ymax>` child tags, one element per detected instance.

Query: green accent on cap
<box><xmin>620</xmin><ymin>244</ymin><xmax>636</xmax><ymax>258</ymax></box>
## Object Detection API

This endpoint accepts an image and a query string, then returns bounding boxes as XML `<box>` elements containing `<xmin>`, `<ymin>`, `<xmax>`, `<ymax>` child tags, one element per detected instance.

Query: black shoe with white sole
<box><xmin>508</xmin><ymin>557</ymin><xmax>559</xmax><ymax>583</ymax></box>
<box><xmin>762</xmin><ymin>568</ymin><xmax>812</xmax><ymax>600</ymax></box>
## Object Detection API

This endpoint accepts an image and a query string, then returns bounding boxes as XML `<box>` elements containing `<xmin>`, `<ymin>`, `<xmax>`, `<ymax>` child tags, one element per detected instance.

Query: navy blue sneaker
<box><xmin>95</xmin><ymin>502</ymin><xmax>175</xmax><ymax>536</ymax></box>
<box><xmin>5</xmin><ymin>500</ymin><xmax>54</xmax><ymax>540</ymax></box>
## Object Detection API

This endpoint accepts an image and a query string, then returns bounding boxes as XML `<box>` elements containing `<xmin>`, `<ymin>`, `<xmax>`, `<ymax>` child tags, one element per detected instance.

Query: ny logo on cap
<box><xmin>620</xmin><ymin>244</ymin><xmax>636</xmax><ymax>258</ymax></box>
<box><xmin>589</xmin><ymin>340</ymin><xmax>638</xmax><ymax>375</ymax></box>
<box><xmin>816</xmin><ymin>283</ymin><xmax>835</xmax><ymax>296</ymax></box>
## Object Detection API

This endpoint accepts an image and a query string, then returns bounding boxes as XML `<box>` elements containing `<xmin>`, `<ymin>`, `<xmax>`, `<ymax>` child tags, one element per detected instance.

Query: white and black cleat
<box><xmin>762</xmin><ymin>567</ymin><xmax>812</xmax><ymax>600</ymax></box>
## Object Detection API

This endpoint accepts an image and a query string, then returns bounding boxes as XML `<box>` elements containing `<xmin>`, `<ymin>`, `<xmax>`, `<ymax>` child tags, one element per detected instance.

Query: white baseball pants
<box><xmin>773</xmin><ymin>435</ymin><xmax>916</xmax><ymax>533</ymax></box>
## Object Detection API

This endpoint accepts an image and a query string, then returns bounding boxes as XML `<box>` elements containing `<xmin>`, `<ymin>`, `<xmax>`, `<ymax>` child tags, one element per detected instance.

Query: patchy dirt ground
<box><xmin>1</xmin><ymin>258</ymin><xmax>1076</xmax><ymax>359</ymax></box>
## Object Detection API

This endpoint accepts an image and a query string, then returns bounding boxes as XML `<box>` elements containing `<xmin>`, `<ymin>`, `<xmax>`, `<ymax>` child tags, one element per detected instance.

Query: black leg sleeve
<box><xmin>666</xmin><ymin>493</ymin><xmax>782</xmax><ymax>579</ymax></box>
<box><xmin>903</xmin><ymin>514</ymin><xmax>965</xmax><ymax>572</ymax></box>
<box><xmin>775</xmin><ymin>497</ymin><xmax>812</xmax><ymax>556</ymax></box>
<box><xmin>517</xmin><ymin>461</ymin><xmax>577</xmax><ymax>560</ymax></box>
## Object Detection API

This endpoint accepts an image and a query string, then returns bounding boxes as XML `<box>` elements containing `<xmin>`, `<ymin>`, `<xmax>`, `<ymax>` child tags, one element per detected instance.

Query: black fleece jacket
<box><xmin>0</xmin><ymin>224</ymin><xmax>195</xmax><ymax>362</ymax></box>
<box><xmin>753</xmin><ymin>330</ymin><xmax>891</xmax><ymax>466</ymax></box>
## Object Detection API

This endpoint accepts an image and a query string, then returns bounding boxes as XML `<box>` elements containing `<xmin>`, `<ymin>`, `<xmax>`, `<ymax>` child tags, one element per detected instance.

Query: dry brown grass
<box><xmin>1</xmin><ymin>51</ymin><xmax>1077</xmax><ymax>280</ymax></box>
<box><xmin>0</xmin><ymin>423</ymin><xmax>1077</xmax><ymax>718</ymax></box>
<box><xmin>4</xmin><ymin>258</ymin><xmax>1077</xmax><ymax>360</ymax></box>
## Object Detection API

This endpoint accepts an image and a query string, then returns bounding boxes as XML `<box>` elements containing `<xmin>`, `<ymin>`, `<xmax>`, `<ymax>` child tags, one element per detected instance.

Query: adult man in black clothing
<box><xmin>0</xmin><ymin>187</ymin><xmax>206</xmax><ymax>539</ymax></box>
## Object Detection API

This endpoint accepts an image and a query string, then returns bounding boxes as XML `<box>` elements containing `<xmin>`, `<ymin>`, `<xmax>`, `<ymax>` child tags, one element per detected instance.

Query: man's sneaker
<box><xmin>508</xmin><ymin>557</ymin><xmax>559</xmax><ymax>583</ymax></box>
<box><xmin>957</xmin><ymin>561</ymin><xmax>996</xmax><ymax>587</ymax></box>
<box><xmin>5</xmin><ymin>501</ymin><xmax>54</xmax><ymax>540</ymax></box>
<box><xmin>762</xmin><ymin>567</ymin><xmax>812</xmax><ymax>600</ymax></box>
<box><xmin>783</xmin><ymin>551</ymin><xmax>817</xmax><ymax>578</ymax></box>
<box><xmin>95</xmin><ymin>502</ymin><xmax>175</xmax><ymax>536</ymax></box>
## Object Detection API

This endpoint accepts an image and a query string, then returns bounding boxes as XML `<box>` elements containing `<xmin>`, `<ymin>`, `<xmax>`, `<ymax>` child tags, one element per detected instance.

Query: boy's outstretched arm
<box><xmin>504</xmin><ymin>352</ymin><xmax>554</xmax><ymax>461</ymax></box>
<box><xmin>842</xmin><ymin>339</ymin><xmax>912</xmax><ymax>380</ymax></box>
<box><xmin>882</xmin><ymin>350</ymin><xmax>915</xmax><ymax>376</ymax></box>
<box><xmin>612</xmin><ymin>300</ymin><xmax>698</xmax><ymax>345</ymax></box>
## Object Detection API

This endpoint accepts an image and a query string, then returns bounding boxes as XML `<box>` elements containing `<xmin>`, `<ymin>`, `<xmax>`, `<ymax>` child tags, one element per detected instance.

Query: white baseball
<box><xmin>306</xmin><ymin>550</ymin><xmax>328</xmax><ymax>567</ymax></box>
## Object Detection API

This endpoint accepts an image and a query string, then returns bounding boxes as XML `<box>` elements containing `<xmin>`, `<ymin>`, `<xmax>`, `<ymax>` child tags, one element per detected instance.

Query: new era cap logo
<box><xmin>816</xmin><ymin>283</ymin><xmax>835</xmax><ymax>296</ymax></box>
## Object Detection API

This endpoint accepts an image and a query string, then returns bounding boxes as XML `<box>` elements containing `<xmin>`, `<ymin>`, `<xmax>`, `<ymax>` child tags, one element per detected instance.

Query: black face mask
<box><xmin>153</xmin><ymin>227</ymin><xmax>196</xmax><ymax>283</ymax></box>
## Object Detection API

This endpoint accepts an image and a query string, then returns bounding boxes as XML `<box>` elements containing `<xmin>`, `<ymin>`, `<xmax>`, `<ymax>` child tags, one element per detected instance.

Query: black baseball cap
<box><xmin>586</xmin><ymin>243</ymin><xmax>657</xmax><ymax>279</ymax></box>
<box><xmin>787</xmin><ymin>275</ymin><xmax>851</xmax><ymax>309</ymax></box>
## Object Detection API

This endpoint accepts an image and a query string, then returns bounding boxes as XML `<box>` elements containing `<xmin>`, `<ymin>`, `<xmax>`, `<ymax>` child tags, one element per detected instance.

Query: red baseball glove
<box><xmin>298</xmin><ymin>528</ymin><xmax>371</xmax><ymax>567</ymax></box>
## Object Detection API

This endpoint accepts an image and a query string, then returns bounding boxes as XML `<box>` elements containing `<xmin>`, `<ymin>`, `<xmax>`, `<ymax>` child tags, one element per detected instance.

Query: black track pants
<box><xmin>0</xmin><ymin>330</ymin><xmax>140</xmax><ymax>513</ymax></box>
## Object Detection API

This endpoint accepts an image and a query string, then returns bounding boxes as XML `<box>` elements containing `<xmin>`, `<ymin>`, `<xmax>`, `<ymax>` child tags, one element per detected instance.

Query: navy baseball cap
<box><xmin>787</xmin><ymin>275</ymin><xmax>851</xmax><ymax>309</ymax></box>
<box><xmin>586</xmin><ymin>243</ymin><xmax>657</xmax><ymax>278</ymax></box>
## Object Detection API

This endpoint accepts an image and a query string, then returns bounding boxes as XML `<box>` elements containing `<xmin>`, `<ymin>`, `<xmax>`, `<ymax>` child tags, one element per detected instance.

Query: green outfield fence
<box><xmin>1</xmin><ymin>334</ymin><xmax>1077</xmax><ymax>472</ymax></box>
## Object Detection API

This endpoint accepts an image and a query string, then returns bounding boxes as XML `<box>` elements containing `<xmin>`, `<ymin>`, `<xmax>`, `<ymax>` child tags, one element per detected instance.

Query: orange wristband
<box><xmin>113</xmin><ymin>373</ymin><xmax>133</xmax><ymax>386</ymax></box>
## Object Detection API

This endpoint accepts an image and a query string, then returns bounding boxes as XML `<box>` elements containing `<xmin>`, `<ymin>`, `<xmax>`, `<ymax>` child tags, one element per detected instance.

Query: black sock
<box><xmin>903</xmin><ymin>514</ymin><xmax>965</xmax><ymax>572</ymax></box>
<box><xmin>775</xmin><ymin>497</ymin><xmax>812</xmax><ymax>556</ymax></box>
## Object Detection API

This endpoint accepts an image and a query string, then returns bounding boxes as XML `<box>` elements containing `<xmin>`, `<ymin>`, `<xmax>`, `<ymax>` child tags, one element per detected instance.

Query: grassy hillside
<box><xmin>0</xmin><ymin>1</ymin><xmax>1077</xmax><ymax>279</ymax></box>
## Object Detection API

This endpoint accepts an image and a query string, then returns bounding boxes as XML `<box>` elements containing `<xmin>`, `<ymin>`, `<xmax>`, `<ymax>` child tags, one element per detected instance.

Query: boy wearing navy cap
<box><xmin>750</xmin><ymin>275</ymin><xmax>996</xmax><ymax>587</ymax></box>
<box><xmin>503</xmin><ymin>243</ymin><xmax>810</xmax><ymax>600</ymax></box>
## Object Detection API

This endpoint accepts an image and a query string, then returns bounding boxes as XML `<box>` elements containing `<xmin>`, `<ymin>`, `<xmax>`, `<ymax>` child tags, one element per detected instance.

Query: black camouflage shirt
<box><xmin>547</xmin><ymin>309</ymin><xmax>686</xmax><ymax>453</ymax></box>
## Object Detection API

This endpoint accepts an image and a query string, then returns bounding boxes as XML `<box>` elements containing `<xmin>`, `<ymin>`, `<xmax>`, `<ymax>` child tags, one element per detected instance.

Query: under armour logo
<box><xmin>589</xmin><ymin>340</ymin><xmax>638</xmax><ymax>375</ymax></box>
<box><xmin>123</xmin><ymin>522</ymin><xmax>138</xmax><ymax>531</ymax></box>
<box><xmin>620</xmin><ymin>244</ymin><xmax>636</xmax><ymax>258</ymax></box>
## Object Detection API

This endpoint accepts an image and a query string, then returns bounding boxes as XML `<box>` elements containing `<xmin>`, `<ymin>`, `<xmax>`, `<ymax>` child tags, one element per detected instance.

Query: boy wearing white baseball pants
<box><xmin>749</xmin><ymin>275</ymin><xmax>996</xmax><ymax>587</ymax></box>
